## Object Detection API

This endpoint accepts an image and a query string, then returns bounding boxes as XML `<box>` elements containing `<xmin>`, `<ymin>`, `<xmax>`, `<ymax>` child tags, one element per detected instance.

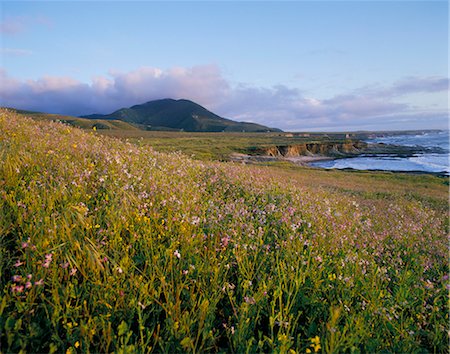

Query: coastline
<box><xmin>230</xmin><ymin>152</ymin><xmax>449</xmax><ymax>177</ymax></box>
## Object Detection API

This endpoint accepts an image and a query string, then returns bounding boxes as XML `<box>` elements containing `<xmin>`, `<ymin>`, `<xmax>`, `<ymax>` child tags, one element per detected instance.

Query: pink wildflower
<box><xmin>42</xmin><ymin>253</ymin><xmax>53</xmax><ymax>268</ymax></box>
<box><xmin>70</xmin><ymin>268</ymin><xmax>77</xmax><ymax>276</ymax></box>
<box><xmin>34</xmin><ymin>279</ymin><xmax>44</xmax><ymax>286</ymax></box>
<box><xmin>12</xmin><ymin>275</ymin><xmax>22</xmax><ymax>282</ymax></box>
<box><xmin>11</xmin><ymin>285</ymin><xmax>24</xmax><ymax>293</ymax></box>
<box><xmin>174</xmin><ymin>250</ymin><xmax>181</xmax><ymax>259</ymax></box>
<box><xmin>14</xmin><ymin>260</ymin><xmax>24</xmax><ymax>267</ymax></box>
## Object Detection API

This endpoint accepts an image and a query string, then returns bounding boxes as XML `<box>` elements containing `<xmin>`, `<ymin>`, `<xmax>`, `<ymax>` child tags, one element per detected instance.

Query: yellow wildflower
<box><xmin>311</xmin><ymin>336</ymin><xmax>320</xmax><ymax>345</ymax></box>
<box><xmin>310</xmin><ymin>336</ymin><xmax>321</xmax><ymax>352</ymax></box>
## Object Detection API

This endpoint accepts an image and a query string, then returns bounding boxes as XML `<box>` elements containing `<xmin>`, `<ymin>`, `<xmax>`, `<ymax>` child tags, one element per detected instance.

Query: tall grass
<box><xmin>1</xmin><ymin>109</ymin><xmax>448</xmax><ymax>353</ymax></box>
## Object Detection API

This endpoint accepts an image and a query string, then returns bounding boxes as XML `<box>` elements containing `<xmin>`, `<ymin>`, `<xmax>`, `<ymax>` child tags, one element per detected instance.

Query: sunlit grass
<box><xmin>1</xmin><ymin>109</ymin><xmax>448</xmax><ymax>353</ymax></box>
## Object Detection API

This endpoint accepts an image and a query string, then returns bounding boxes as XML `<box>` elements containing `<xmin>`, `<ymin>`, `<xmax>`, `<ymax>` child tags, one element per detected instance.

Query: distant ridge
<box><xmin>82</xmin><ymin>99</ymin><xmax>282</xmax><ymax>132</ymax></box>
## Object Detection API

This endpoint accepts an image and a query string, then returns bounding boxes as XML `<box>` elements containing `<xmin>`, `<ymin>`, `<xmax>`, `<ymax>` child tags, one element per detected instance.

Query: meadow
<box><xmin>1</xmin><ymin>108</ymin><xmax>448</xmax><ymax>353</ymax></box>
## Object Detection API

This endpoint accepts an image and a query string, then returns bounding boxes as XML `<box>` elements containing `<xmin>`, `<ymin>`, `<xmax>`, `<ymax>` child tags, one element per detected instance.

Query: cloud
<box><xmin>0</xmin><ymin>17</ymin><xmax>25</xmax><ymax>35</ymax></box>
<box><xmin>0</xmin><ymin>65</ymin><xmax>230</xmax><ymax>117</ymax></box>
<box><xmin>0</xmin><ymin>66</ymin><xmax>447</xmax><ymax>131</ymax></box>
<box><xmin>0</xmin><ymin>48</ymin><xmax>33</xmax><ymax>56</ymax></box>
<box><xmin>356</xmin><ymin>76</ymin><xmax>450</xmax><ymax>98</ymax></box>
<box><xmin>390</xmin><ymin>76</ymin><xmax>449</xmax><ymax>95</ymax></box>
<box><xmin>0</xmin><ymin>15</ymin><xmax>52</xmax><ymax>35</ymax></box>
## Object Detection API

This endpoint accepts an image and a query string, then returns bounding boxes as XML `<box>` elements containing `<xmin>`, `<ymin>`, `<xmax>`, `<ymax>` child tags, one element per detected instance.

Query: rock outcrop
<box><xmin>255</xmin><ymin>141</ymin><xmax>367</xmax><ymax>157</ymax></box>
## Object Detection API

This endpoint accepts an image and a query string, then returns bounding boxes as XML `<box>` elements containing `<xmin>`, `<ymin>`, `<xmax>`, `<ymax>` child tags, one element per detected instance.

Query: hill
<box><xmin>82</xmin><ymin>98</ymin><xmax>281</xmax><ymax>132</ymax></box>
<box><xmin>3</xmin><ymin>107</ymin><xmax>139</xmax><ymax>131</ymax></box>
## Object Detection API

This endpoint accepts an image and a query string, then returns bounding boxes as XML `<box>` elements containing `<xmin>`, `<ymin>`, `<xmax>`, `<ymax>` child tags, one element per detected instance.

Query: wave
<box><xmin>312</xmin><ymin>154</ymin><xmax>449</xmax><ymax>174</ymax></box>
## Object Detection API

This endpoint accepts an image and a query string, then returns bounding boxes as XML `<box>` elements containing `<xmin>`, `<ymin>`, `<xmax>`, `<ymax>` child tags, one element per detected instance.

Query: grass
<box><xmin>96</xmin><ymin>130</ymin><xmax>357</xmax><ymax>161</ymax></box>
<box><xmin>1</xmin><ymin>108</ymin><xmax>448</xmax><ymax>353</ymax></box>
<box><xmin>6</xmin><ymin>108</ymin><xmax>140</xmax><ymax>131</ymax></box>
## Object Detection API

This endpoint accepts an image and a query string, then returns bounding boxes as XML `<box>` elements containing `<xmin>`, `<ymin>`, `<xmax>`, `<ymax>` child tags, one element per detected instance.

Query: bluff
<box><xmin>251</xmin><ymin>141</ymin><xmax>367</xmax><ymax>157</ymax></box>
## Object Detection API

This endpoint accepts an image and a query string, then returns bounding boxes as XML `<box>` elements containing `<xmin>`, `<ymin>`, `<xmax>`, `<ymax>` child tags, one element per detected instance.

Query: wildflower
<box><xmin>14</xmin><ymin>260</ymin><xmax>24</xmax><ymax>267</ymax></box>
<box><xmin>174</xmin><ymin>249</ymin><xmax>181</xmax><ymax>259</ymax></box>
<box><xmin>75</xmin><ymin>341</ymin><xmax>80</xmax><ymax>348</ymax></box>
<box><xmin>25</xmin><ymin>281</ymin><xmax>32</xmax><ymax>289</ymax></box>
<box><xmin>12</xmin><ymin>275</ymin><xmax>22</xmax><ymax>282</ymax></box>
<box><xmin>34</xmin><ymin>279</ymin><xmax>44</xmax><ymax>286</ymax></box>
<box><xmin>116</xmin><ymin>267</ymin><xmax>123</xmax><ymax>274</ymax></box>
<box><xmin>221</xmin><ymin>236</ymin><xmax>230</xmax><ymax>247</ymax></box>
<box><xmin>42</xmin><ymin>253</ymin><xmax>53</xmax><ymax>268</ymax></box>
<box><xmin>70</xmin><ymin>268</ymin><xmax>78</xmax><ymax>276</ymax></box>
<box><xmin>21</xmin><ymin>242</ymin><xmax>29</xmax><ymax>249</ymax></box>
<box><xmin>27</xmin><ymin>274</ymin><xmax>32</xmax><ymax>279</ymax></box>
<box><xmin>11</xmin><ymin>285</ymin><xmax>24</xmax><ymax>293</ymax></box>
<box><xmin>191</xmin><ymin>216</ymin><xmax>201</xmax><ymax>225</ymax></box>
<box><xmin>60</xmin><ymin>262</ymin><xmax>69</xmax><ymax>269</ymax></box>
<box><xmin>275</xmin><ymin>320</ymin><xmax>289</xmax><ymax>328</ymax></box>
<box><xmin>244</xmin><ymin>296</ymin><xmax>256</xmax><ymax>304</ymax></box>
<box><xmin>310</xmin><ymin>336</ymin><xmax>321</xmax><ymax>352</ymax></box>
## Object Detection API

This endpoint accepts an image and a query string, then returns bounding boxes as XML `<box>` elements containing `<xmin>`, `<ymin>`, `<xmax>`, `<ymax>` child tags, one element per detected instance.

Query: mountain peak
<box><xmin>82</xmin><ymin>99</ymin><xmax>281</xmax><ymax>132</ymax></box>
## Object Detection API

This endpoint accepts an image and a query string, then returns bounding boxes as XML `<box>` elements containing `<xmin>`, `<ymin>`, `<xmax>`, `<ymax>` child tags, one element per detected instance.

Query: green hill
<box><xmin>82</xmin><ymin>98</ymin><xmax>281</xmax><ymax>132</ymax></box>
<box><xmin>4</xmin><ymin>107</ymin><xmax>139</xmax><ymax>131</ymax></box>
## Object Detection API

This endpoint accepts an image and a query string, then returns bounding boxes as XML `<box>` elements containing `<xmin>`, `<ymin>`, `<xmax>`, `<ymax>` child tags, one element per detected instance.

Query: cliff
<box><xmin>251</xmin><ymin>141</ymin><xmax>367</xmax><ymax>157</ymax></box>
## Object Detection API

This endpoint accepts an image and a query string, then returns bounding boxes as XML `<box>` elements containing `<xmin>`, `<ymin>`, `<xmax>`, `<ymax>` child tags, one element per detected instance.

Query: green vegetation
<box><xmin>6</xmin><ymin>108</ymin><xmax>140</xmax><ymax>131</ymax></box>
<box><xmin>1</xmin><ymin>109</ymin><xmax>448</xmax><ymax>353</ymax></box>
<box><xmin>97</xmin><ymin>130</ymin><xmax>355</xmax><ymax>161</ymax></box>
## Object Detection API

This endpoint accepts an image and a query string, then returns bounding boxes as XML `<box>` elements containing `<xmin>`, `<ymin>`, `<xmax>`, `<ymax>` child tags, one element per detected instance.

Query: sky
<box><xmin>0</xmin><ymin>0</ymin><xmax>448</xmax><ymax>131</ymax></box>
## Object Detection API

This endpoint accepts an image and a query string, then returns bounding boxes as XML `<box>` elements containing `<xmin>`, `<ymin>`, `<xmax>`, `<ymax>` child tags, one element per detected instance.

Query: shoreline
<box><xmin>230</xmin><ymin>153</ymin><xmax>449</xmax><ymax>177</ymax></box>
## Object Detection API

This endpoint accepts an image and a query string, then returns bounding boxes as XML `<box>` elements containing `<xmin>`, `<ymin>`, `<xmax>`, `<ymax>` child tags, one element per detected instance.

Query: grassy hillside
<box><xmin>1</xmin><ymin>109</ymin><xmax>448</xmax><ymax>353</ymax></box>
<box><xmin>83</xmin><ymin>99</ymin><xmax>281</xmax><ymax>132</ymax></box>
<box><xmin>5</xmin><ymin>108</ymin><xmax>139</xmax><ymax>131</ymax></box>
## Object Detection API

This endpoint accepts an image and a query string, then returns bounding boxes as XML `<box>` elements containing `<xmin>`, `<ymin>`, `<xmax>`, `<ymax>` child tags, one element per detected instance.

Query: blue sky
<box><xmin>1</xmin><ymin>0</ymin><xmax>448</xmax><ymax>131</ymax></box>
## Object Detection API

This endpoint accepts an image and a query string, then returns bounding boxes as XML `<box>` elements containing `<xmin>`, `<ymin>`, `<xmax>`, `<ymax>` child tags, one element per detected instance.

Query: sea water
<box><xmin>310</xmin><ymin>131</ymin><xmax>449</xmax><ymax>174</ymax></box>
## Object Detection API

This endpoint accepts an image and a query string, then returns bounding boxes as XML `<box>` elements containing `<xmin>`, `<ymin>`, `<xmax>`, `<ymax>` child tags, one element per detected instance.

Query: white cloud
<box><xmin>0</xmin><ymin>66</ymin><xmax>447</xmax><ymax>131</ymax></box>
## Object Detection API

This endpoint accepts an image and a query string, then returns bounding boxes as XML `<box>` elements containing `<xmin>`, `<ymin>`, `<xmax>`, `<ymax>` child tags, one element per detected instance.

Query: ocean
<box><xmin>310</xmin><ymin>130</ymin><xmax>449</xmax><ymax>174</ymax></box>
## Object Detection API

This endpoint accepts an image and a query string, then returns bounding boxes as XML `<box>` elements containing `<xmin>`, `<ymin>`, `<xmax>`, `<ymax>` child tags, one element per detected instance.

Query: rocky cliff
<box><xmin>255</xmin><ymin>141</ymin><xmax>367</xmax><ymax>157</ymax></box>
